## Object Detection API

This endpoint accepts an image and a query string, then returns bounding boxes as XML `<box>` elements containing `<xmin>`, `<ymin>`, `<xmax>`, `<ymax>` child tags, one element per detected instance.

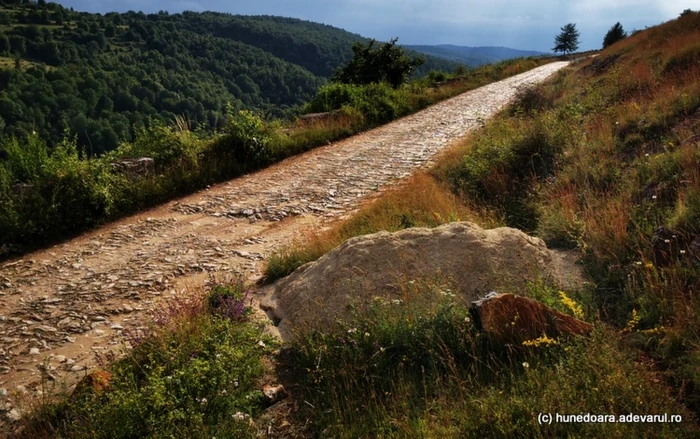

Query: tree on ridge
<box><xmin>553</xmin><ymin>23</ymin><xmax>580</xmax><ymax>57</ymax></box>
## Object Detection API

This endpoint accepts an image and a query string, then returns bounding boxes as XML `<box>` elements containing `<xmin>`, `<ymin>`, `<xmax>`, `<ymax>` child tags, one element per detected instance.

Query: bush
<box><xmin>211</xmin><ymin>110</ymin><xmax>275</xmax><ymax>166</ymax></box>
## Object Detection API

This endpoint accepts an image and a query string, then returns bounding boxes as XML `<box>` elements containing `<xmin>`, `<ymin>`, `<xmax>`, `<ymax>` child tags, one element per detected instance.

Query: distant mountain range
<box><xmin>404</xmin><ymin>44</ymin><xmax>549</xmax><ymax>66</ymax></box>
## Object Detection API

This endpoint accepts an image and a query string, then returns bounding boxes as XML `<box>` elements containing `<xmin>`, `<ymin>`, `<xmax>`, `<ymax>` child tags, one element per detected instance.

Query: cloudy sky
<box><xmin>55</xmin><ymin>1</ymin><xmax>696</xmax><ymax>51</ymax></box>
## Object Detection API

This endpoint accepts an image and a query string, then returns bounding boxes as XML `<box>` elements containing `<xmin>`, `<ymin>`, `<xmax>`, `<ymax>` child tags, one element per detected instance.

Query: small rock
<box><xmin>37</xmin><ymin>325</ymin><xmax>58</xmax><ymax>333</ymax></box>
<box><xmin>66</xmin><ymin>358</ymin><xmax>76</xmax><ymax>365</ymax></box>
<box><xmin>0</xmin><ymin>388</ymin><xmax>7</xmax><ymax>397</ymax></box>
<box><xmin>70</xmin><ymin>365</ymin><xmax>85</xmax><ymax>372</ymax></box>
<box><xmin>29</xmin><ymin>348</ymin><xmax>40</xmax><ymax>355</ymax></box>
<box><xmin>110</xmin><ymin>324</ymin><xmax>124</xmax><ymax>330</ymax></box>
<box><xmin>72</xmin><ymin>370</ymin><xmax>112</xmax><ymax>397</ymax></box>
<box><xmin>6</xmin><ymin>408</ymin><xmax>21</xmax><ymax>422</ymax></box>
<box><xmin>471</xmin><ymin>293</ymin><xmax>593</xmax><ymax>345</ymax></box>
<box><xmin>55</xmin><ymin>355</ymin><xmax>66</xmax><ymax>363</ymax></box>
<box><xmin>94</xmin><ymin>329</ymin><xmax>105</xmax><ymax>336</ymax></box>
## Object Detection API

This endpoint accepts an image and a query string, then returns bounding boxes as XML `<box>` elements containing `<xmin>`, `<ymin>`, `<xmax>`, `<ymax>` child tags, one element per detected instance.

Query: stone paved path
<box><xmin>0</xmin><ymin>61</ymin><xmax>568</xmax><ymax>422</ymax></box>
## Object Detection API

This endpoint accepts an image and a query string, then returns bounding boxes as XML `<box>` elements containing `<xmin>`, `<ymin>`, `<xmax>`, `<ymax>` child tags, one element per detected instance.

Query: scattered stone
<box><xmin>6</xmin><ymin>408</ymin><xmax>21</xmax><ymax>422</ymax></box>
<box><xmin>55</xmin><ymin>355</ymin><xmax>66</xmax><ymax>363</ymax></box>
<box><xmin>0</xmin><ymin>388</ymin><xmax>7</xmax><ymax>397</ymax></box>
<box><xmin>471</xmin><ymin>293</ymin><xmax>594</xmax><ymax>345</ymax></box>
<box><xmin>70</xmin><ymin>365</ymin><xmax>85</xmax><ymax>372</ymax></box>
<box><xmin>28</xmin><ymin>348</ymin><xmax>40</xmax><ymax>355</ymax></box>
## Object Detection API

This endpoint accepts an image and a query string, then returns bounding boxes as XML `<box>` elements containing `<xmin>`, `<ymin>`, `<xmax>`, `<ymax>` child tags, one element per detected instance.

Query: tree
<box><xmin>0</xmin><ymin>34</ymin><xmax>10</xmax><ymax>54</ymax></box>
<box><xmin>680</xmin><ymin>9</ymin><xmax>694</xmax><ymax>18</ymax></box>
<box><xmin>332</xmin><ymin>38</ymin><xmax>424</xmax><ymax>88</ymax></box>
<box><xmin>603</xmin><ymin>22</ymin><xmax>627</xmax><ymax>49</ymax></box>
<box><xmin>552</xmin><ymin>23</ymin><xmax>580</xmax><ymax>57</ymax></box>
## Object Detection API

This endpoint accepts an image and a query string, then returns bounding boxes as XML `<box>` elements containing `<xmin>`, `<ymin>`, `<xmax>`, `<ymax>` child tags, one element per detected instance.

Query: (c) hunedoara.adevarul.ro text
<box><xmin>538</xmin><ymin>413</ymin><xmax>683</xmax><ymax>425</ymax></box>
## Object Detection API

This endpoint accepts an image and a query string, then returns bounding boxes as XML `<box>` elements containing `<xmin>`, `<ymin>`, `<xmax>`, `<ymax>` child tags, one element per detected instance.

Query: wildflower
<box><xmin>645</xmin><ymin>153</ymin><xmax>650</xmax><ymax>157</ymax></box>
<box><xmin>645</xmin><ymin>262</ymin><xmax>653</xmax><ymax>269</ymax></box>
<box><xmin>347</xmin><ymin>328</ymin><xmax>358</xmax><ymax>334</ymax></box>
<box><xmin>522</xmin><ymin>334</ymin><xmax>559</xmax><ymax>347</ymax></box>
<box><xmin>680</xmin><ymin>250</ymin><xmax>686</xmax><ymax>255</ymax></box>
<box><xmin>364</xmin><ymin>332</ymin><xmax>370</xmax><ymax>337</ymax></box>
<box><xmin>651</xmin><ymin>195</ymin><xmax>657</xmax><ymax>199</ymax></box>
<box><xmin>391</xmin><ymin>299</ymin><xmax>403</xmax><ymax>305</ymax></box>
<box><xmin>464</xmin><ymin>316</ymin><xmax>471</xmax><ymax>323</ymax></box>
<box><xmin>559</xmin><ymin>291</ymin><xmax>584</xmax><ymax>320</ymax></box>
<box><xmin>522</xmin><ymin>362</ymin><xmax>530</xmax><ymax>369</ymax></box>
<box><xmin>636</xmin><ymin>261</ymin><xmax>643</xmax><ymax>266</ymax></box>
<box><xmin>200</xmin><ymin>398</ymin><xmax>208</xmax><ymax>405</ymax></box>
<box><xmin>624</xmin><ymin>309</ymin><xmax>641</xmax><ymax>333</ymax></box>
<box><xmin>234</xmin><ymin>379</ymin><xmax>239</xmax><ymax>388</ymax></box>
<box><xmin>221</xmin><ymin>390</ymin><xmax>227</xmax><ymax>395</ymax></box>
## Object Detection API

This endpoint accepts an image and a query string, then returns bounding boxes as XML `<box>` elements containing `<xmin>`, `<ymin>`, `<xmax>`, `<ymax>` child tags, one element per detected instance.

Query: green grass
<box><xmin>20</xmin><ymin>283</ymin><xmax>277</xmax><ymax>439</ymax></box>
<box><xmin>285</xmin><ymin>286</ymin><xmax>695</xmax><ymax>438</ymax></box>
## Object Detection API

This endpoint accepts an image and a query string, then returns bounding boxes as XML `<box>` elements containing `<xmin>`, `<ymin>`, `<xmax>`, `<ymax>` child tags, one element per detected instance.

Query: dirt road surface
<box><xmin>0</xmin><ymin>61</ymin><xmax>569</xmax><ymax>421</ymax></box>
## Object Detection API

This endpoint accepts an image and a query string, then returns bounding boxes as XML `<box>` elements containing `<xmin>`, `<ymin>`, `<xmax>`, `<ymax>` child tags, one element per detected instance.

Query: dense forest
<box><xmin>0</xmin><ymin>0</ymin><xmax>460</xmax><ymax>154</ymax></box>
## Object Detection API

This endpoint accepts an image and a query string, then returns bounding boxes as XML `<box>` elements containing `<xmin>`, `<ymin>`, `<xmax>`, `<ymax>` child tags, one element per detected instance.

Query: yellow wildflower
<box><xmin>559</xmin><ymin>291</ymin><xmax>584</xmax><ymax>320</ymax></box>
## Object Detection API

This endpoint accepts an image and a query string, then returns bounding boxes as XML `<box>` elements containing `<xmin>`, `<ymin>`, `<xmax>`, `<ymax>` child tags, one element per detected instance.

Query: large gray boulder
<box><xmin>260</xmin><ymin>222</ymin><xmax>583</xmax><ymax>340</ymax></box>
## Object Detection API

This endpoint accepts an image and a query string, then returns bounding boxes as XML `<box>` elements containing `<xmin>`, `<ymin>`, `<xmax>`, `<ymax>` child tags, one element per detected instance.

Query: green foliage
<box><xmin>112</xmin><ymin>120</ymin><xmax>204</xmax><ymax>170</ymax></box>
<box><xmin>289</xmin><ymin>294</ymin><xmax>692</xmax><ymax>438</ymax></box>
<box><xmin>307</xmin><ymin>81</ymin><xmax>410</xmax><ymax>124</ymax></box>
<box><xmin>212</xmin><ymin>110</ymin><xmax>276</xmax><ymax>165</ymax></box>
<box><xmin>0</xmin><ymin>5</ymin><xmax>457</xmax><ymax>154</ymax></box>
<box><xmin>553</xmin><ymin>23</ymin><xmax>580</xmax><ymax>56</ymax></box>
<box><xmin>23</xmin><ymin>286</ymin><xmax>275</xmax><ymax>438</ymax></box>
<box><xmin>603</xmin><ymin>22</ymin><xmax>627</xmax><ymax>49</ymax></box>
<box><xmin>332</xmin><ymin>38</ymin><xmax>425</xmax><ymax>88</ymax></box>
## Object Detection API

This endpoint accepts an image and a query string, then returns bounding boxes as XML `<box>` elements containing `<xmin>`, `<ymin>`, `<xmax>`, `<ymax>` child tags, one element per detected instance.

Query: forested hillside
<box><xmin>0</xmin><ymin>0</ymin><xmax>458</xmax><ymax>154</ymax></box>
<box><xmin>405</xmin><ymin>44</ymin><xmax>546</xmax><ymax>66</ymax></box>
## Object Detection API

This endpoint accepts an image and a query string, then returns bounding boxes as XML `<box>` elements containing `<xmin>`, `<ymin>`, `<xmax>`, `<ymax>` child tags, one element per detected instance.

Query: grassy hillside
<box><xmin>262</xmin><ymin>9</ymin><xmax>700</xmax><ymax>435</ymax></box>
<box><xmin>0</xmin><ymin>0</ymin><xmax>459</xmax><ymax>154</ymax></box>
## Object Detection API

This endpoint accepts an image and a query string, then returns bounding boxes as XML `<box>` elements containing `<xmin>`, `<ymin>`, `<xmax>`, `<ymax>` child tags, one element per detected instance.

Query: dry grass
<box><xmin>265</xmin><ymin>172</ymin><xmax>470</xmax><ymax>281</ymax></box>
